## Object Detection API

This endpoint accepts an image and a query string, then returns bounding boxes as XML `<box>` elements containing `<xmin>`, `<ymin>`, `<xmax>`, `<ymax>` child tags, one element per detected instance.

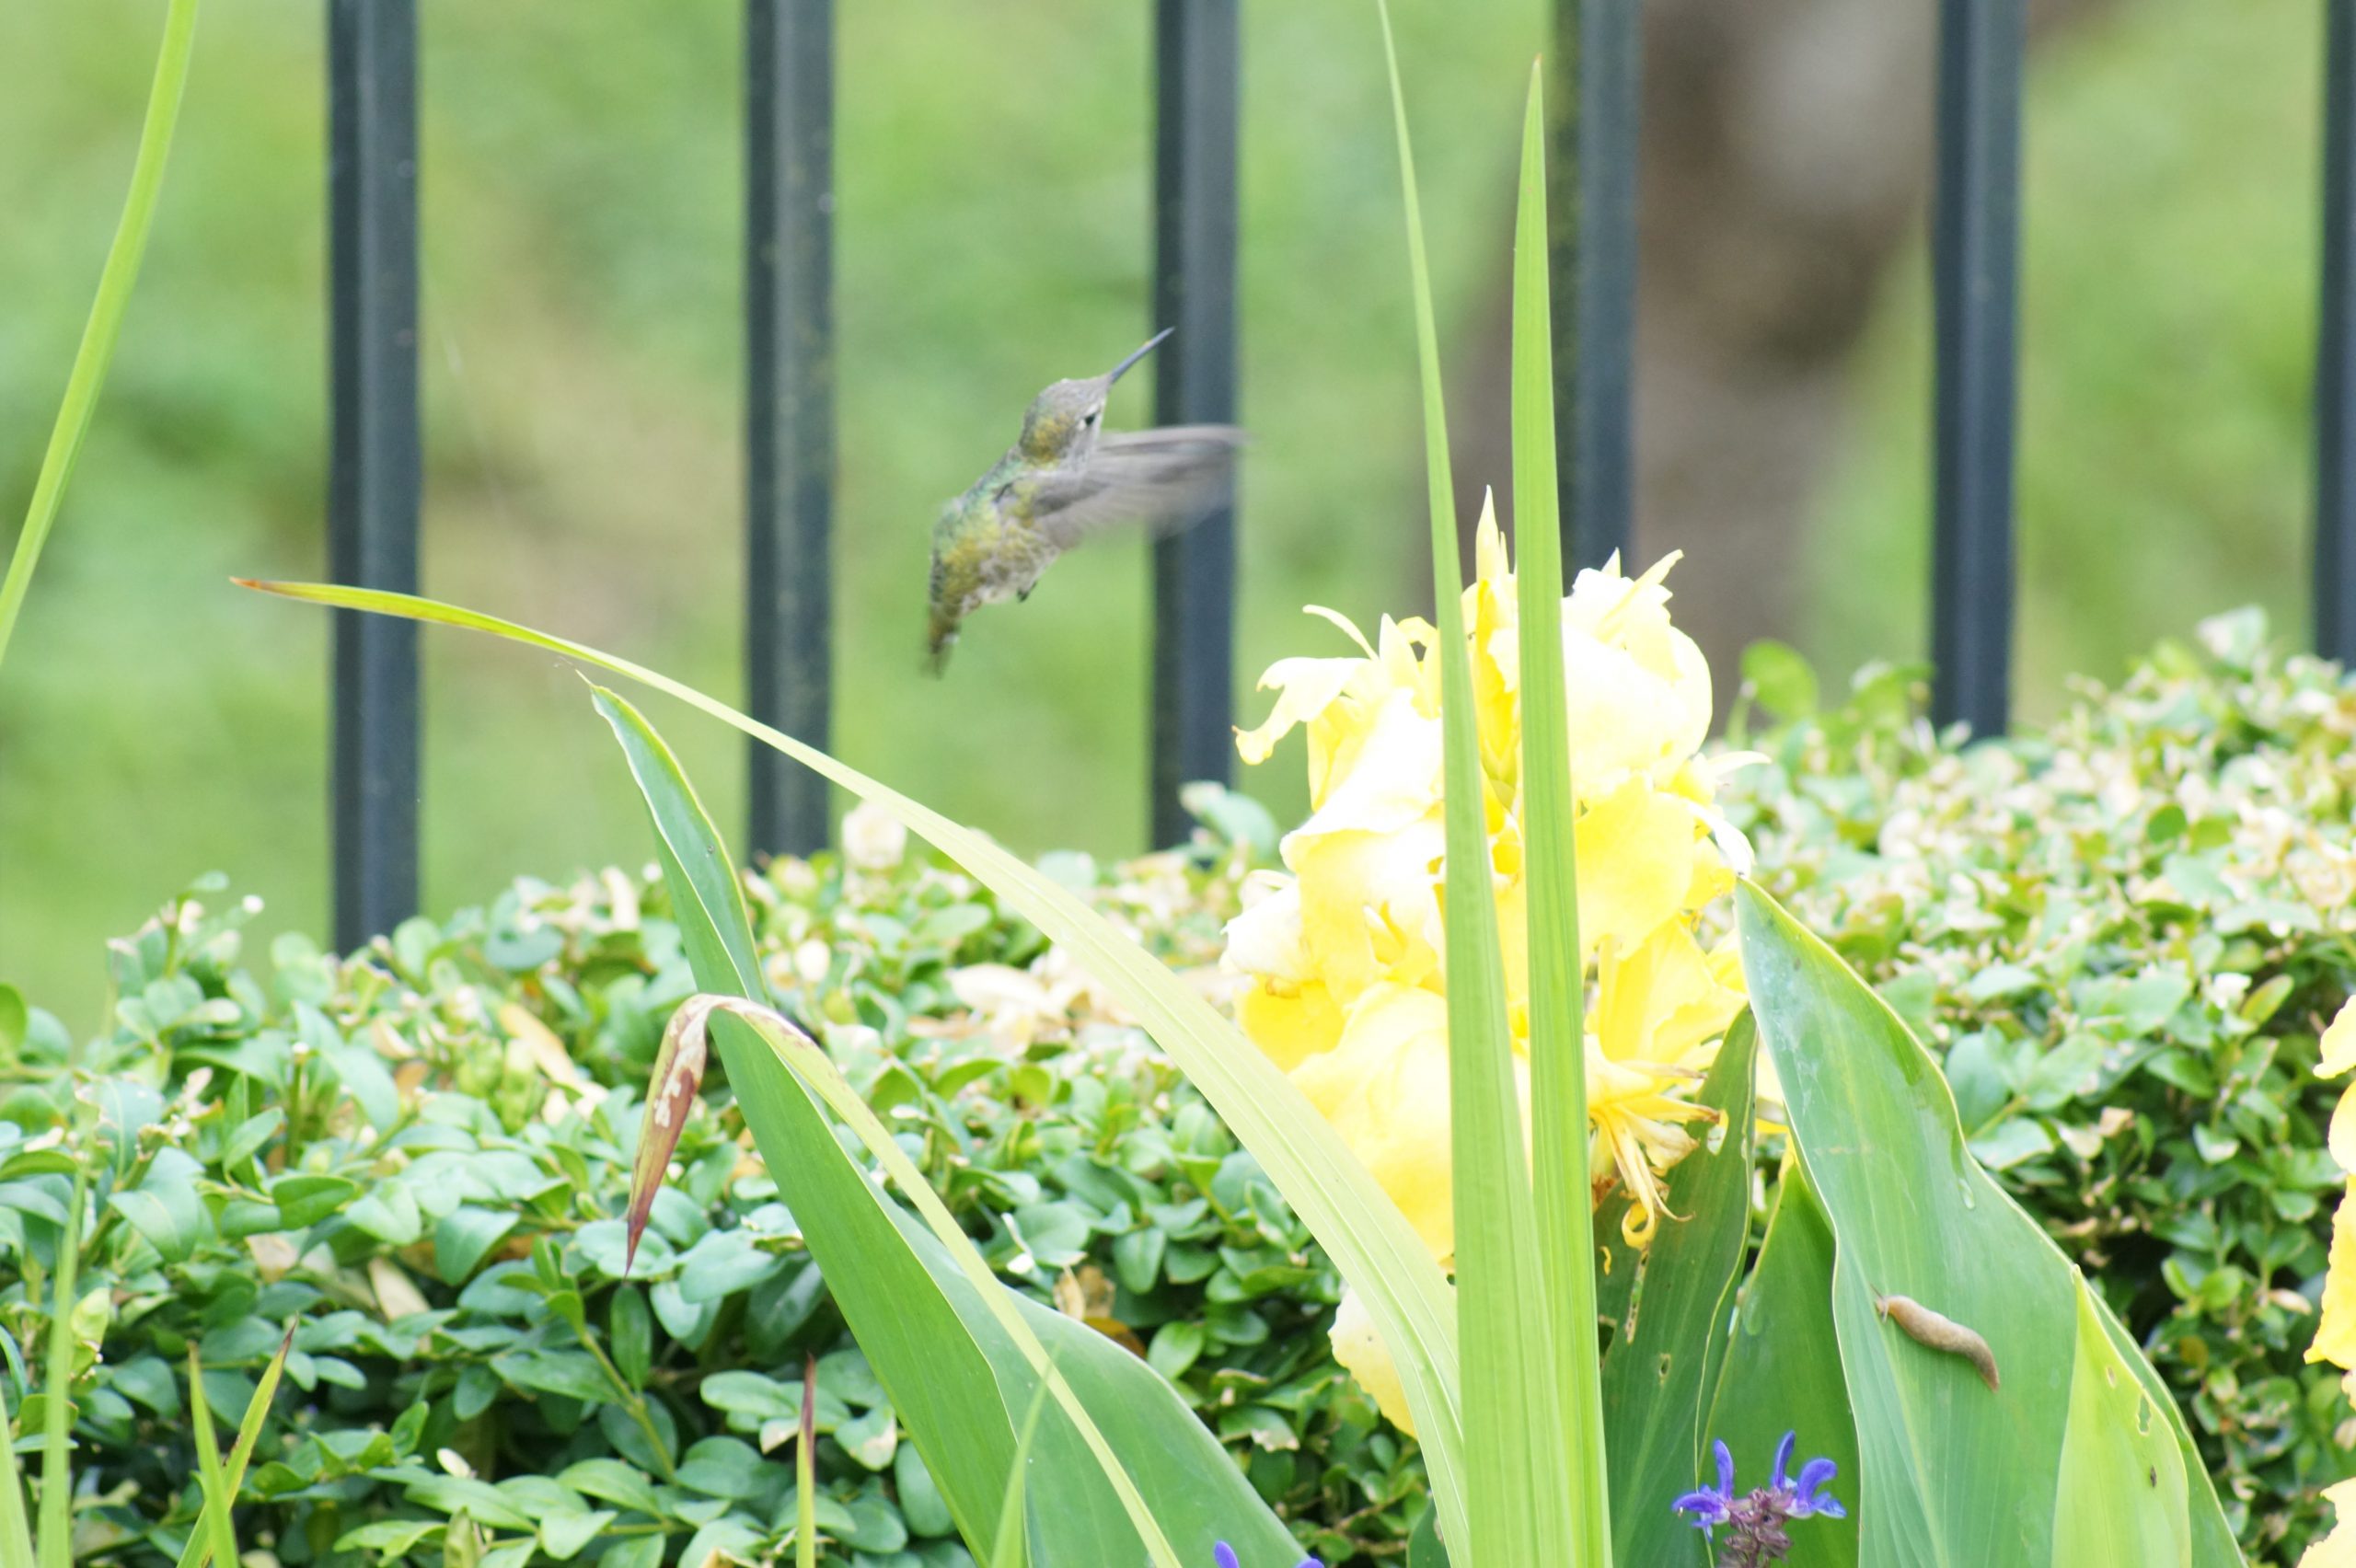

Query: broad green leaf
<box><xmin>1379</xmin><ymin>5</ymin><xmax>1575</xmax><ymax>1565</ymax></box>
<box><xmin>990</xmin><ymin>1368</ymin><xmax>1057</xmax><ymax>1568</ymax></box>
<box><xmin>1599</xmin><ymin>1019</ymin><xmax>1755</xmax><ymax>1568</ymax></box>
<box><xmin>593</xmin><ymin>689</ymin><xmax>1281</xmax><ymax>1568</ymax></box>
<box><xmin>1734</xmin><ymin>881</ymin><xmax>2242</xmax><ymax>1565</ymax></box>
<box><xmin>2084</xmin><ymin>1288</ymin><xmax>2244</xmax><ymax>1566</ymax></box>
<box><xmin>2053</xmin><ymin>1281</ymin><xmax>2189</xmax><ymax>1567</ymax></box>
<box><xmin>0</xmin><ymin>0</ymin><xmax>199</xmax><ymax>676</ymax></box>
<box><xmin>1508</xmin><ymin>54</ymin><xmax>1611</xmax><ymax>1568</ymax></box>
<box><xmin>237</xmin><ymin>574</ymin><xmax>1468</xmax><ymax>1552</ymax></box>
<box><xmin>1706</xmin><ymin>1155</ymin><xmax>1858</xmax><ymax>1568</ymax></box>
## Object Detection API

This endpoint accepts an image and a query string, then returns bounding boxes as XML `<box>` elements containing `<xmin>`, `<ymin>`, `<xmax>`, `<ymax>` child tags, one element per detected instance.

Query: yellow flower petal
<box><xmin>1236</xmin><ymin>654</ymin><xmax>1363</xmax><ymax>767</ymax></box>
<box><xmin>1574</xmin><ymin>781</ymin><xmax>1698</xmax><ymax>958</ymax></box>
<box><xmin>2310</xmin><ymin>1179</ymin><xmax>2356</xmax><ymax>1371</ymax></box>
<box><xmin>2324</xmin><ymin>998</ymin><xmax>2356</xmax><ymax>1079</ymax></box>
<box><xmin>2303</xmin><ymin>1477</ymin><xmax>2356</xmax><ymax>1566</ymax></box>
<box><xmin>1235</xmin><ymin>979</ymin><xmax>1344</xmax><ymax>1074</ymax></box>
<box><xmin>1330</xmin><ymin>1286</ymin><xmax>1416</xmax><ymax>1435</ymax></box>
<box><xmin>2335</xmin><ymin>1087</ymin><xmax>2356</xmax><ymax>1177</ymax></box>
<box><xmin>1288</xmin><ymin>984</ymin><xmax>1529</xmax><ymax>1262</ymax></box>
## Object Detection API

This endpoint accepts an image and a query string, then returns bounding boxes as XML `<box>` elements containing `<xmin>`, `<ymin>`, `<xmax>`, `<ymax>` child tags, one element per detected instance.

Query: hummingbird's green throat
<box><xmin>925</xmin><ymin>329</ymin><xmax>1243</xmax><ymax>672</ymax></box>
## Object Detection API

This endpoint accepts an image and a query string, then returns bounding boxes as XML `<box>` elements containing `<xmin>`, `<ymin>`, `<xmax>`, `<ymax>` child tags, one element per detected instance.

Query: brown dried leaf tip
<box><xmin>628</xmin><ymin>996</ymin><xmax>720</xmax><ymax>1273</ymax></box>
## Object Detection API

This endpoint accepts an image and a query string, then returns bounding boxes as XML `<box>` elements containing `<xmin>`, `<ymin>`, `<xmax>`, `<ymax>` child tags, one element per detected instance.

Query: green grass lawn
<box><xmin>0</xmin><ymin>0</ymin><xmax>2321</xmax><ymax>1028</ymax></box>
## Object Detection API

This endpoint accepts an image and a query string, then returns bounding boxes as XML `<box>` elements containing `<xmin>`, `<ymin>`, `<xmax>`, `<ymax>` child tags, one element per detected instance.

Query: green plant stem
<box><xmin>580</xmin><ymin>1332</ymin><xmax>678</xmax><ymax>1482</ymax></box>
<box><xmin>0</xmin><ymin>0</ymin><xmax>201</xmax><ymax>676</ymax></box>
<box><xmin>34</xmin><ymin>1167</ymin><xmax>87</xmax><ymax>1568</ymax></box>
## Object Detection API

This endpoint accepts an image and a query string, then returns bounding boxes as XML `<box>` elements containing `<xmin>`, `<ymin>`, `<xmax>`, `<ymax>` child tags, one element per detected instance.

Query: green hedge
<box><xmin>0</xmin><ymin>826</ymin><xmax>1421</xmax><ymax>1568</ymax></box>
<box><xmin>1726</xmin><ymin>611</ymin><xmax>2356</xmax><ymax>1563</ymax></box>
<box><xmin>9</xmin><ymin>612</ymin><xmax>2355</xmax><ymax>1565</ymax></box>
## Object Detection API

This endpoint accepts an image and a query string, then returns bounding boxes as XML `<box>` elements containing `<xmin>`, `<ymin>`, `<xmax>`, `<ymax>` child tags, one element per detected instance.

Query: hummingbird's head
<box><xmin>1016</xmin><ymin>328</ymin><xmax>1173</xmax><ymax>463</ymax></box>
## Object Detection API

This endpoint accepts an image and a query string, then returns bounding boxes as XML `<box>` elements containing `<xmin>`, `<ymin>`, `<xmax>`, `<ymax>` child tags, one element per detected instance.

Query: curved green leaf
<box><xmin>1734</xmin><ymin>880</ymin><xmax>2241</xmax><ymax>1565</ymax></box>
<box><xmin>2054</xmin><ymin>1279</ymin><xmax>2189</xmax><ymax>1567</ymax></box>
<box><xmin>1599</xmin><ymin>1018</ymin><xmax>1755</xmax><ymax>1568</ymax></box>
<box><xmin>235</xmin><ymin>577</ymin><xmax>1471</xmax><ymax>1552</ymax></box>
<box><xmin>1706</xmin><ymin>1154</ymin><xmax>1858</xmax><ymax>1568</ymax></box>
<box><xmin>593</xmin><ymin>687</ymin><xmax>1288</xmax><ymax>1568</ymax></box>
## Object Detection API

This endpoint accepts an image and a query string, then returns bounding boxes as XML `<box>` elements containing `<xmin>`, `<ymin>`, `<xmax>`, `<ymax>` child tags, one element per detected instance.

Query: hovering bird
<box><xmin>925</xmin><ymin>329</ymin><xmax>1242</xmax><ymax>670</ymax></box>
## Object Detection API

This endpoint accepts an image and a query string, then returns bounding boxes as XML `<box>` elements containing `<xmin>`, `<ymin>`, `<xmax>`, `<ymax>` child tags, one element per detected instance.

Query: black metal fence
<box><xmin>321</xmin><ymin>0</ymin><xmax>2356</xmax><ymax>950</ymax></box>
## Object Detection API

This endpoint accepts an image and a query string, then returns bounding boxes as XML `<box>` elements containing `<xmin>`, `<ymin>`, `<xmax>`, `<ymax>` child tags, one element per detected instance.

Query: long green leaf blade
<box><xmin>1376</xmin><ymin>7</ymin><xmax>1576</xmax><ymax>1566</ymax></box>
<box><xmin>1596</xmin><ymin>1020</ymin><xmax>1754</xmax><ymax>1567</ymax></box>
<box><xmin>660</xmin><ymin>990</ymin><xmax>1190</xmax><ymax>1568</ymax></box>
<box><xmin>0</xmin><ymin>1380</ymin><xmax>35</xmax><ymax>1568</ymax></box>
<box><xmin>1705</xmin><ymin>1155</ymin><xmax>1859</xmax><ymax>1568</ymax></box>
<box><xmin>593</xmin><ymin>687</ymin><xmax>1290</xmax><ymax>1568</ymax></box>
<box><xmin>237</xmin><ymin>574</ymin><xmax>1472</xmax><ymax>1552</ymax></box>
<box><xmin>170</xmin><ymin>1325</ymin><xmax>292</xmax><ymax>1568</ymax></box>
<box><xmin>185</xmin><ymin>1354</ymin><xmax>240</xmax><ymax>1568</ymax></box>
<box><xmin>0</xmin><ymin>0</ymin><xmax>201</xmax><ymax>675</ymax></box>
<box><xmin>1507</xmin><ymin>52</ymin><xmax>1611</xmax><ymax>1568</ymax></box>
<box><xmin>35</xmin><ymin>1170</ymin><xmax>87</xmax><ymax>1568</ymax></box>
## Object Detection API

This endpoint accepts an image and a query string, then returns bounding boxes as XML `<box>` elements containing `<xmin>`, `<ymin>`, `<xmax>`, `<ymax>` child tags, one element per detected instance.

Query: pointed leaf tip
<box><xmin>629</xmin><ymin>997</ymin><xmax>717</xmax><ymax>1273</ymax></box>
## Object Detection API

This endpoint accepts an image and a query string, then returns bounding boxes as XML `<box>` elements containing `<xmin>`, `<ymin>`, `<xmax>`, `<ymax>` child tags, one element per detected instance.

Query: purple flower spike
<box><xmin>1209</xmin><ymin>1544</ymin><xmax>1321</xmax><ymax>1568</ymax></box>
<box><xmin>1667</xmin><ymin>1431</ymin><xmax>1845</xmax><ymax>1566</ymax></box>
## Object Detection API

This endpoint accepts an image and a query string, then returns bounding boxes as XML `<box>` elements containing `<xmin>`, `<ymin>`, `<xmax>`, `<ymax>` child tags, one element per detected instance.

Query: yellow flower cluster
<box><xmin>2303</xmin><ymin>1002</ymin><xmax>2356</xmax><ymax>1566</ymax></box>
<box><xmin>1222</xmin><ymin>504</ymin><xmax>1747</xmax><ymax>1428</ymax></box>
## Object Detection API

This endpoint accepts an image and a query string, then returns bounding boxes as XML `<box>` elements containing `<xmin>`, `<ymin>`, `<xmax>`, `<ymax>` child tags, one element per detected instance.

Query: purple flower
<box><xmin>1669</xmin><ymin>1432</ymin><xmax>1844</xmax><ymax>1567</ymax></box>
<box><xmin>1210</xmin><ymin>1544</ymin><xmax>1322</xmax><ymax>1568</ymax></box>
<box><xmin>1671</xmin><ymin>1440</ymin><xmax>1739</xmax><ymax>1529</ymax></box>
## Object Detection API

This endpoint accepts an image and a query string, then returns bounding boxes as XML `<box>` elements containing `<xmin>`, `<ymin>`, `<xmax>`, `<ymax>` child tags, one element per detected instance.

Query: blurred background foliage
<box><xmin>0</xmin><ymin>0</ymin><xmax>2325</xmax><ymax>1026</ymax></box>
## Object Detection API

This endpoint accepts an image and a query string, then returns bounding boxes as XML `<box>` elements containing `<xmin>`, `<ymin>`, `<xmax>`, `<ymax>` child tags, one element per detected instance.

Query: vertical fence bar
<box><xmin>2317</xmin><ymin>0</ymin><xmax>2356</xmax><ymax>658</ymax></box>
<box><xmin>745</xmin><ymin>0</ymin><xmax>836</xmax><ymax>859</ymax></box>
<box><xmin>1546</xmin><ymin>0</ymin><xmax>1640</xmax><ymax>573</ymax></box>
<box><xmin>328</xmin><ymin>0</ymin><xmax>422</xmax><ymax>950</ymax></box>
<box><xmin>1930</xmin><ymin>0</ymin><xmax>2025</xmax><ymax>733</ymax></box>
<box><xmin>1149</xmin><ymin>0</ymin><xmax>1241</xmax><ymax>848</ymax></box>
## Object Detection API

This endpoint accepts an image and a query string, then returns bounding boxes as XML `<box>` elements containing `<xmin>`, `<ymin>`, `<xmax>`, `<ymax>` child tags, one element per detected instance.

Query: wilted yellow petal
<box><xmin>2325</xmin><ymin>998</ymin><xmax>2356</xmax><ymax>1079</ymax></box>
<box><xmin>1330</xmin><ymin>1286</ymin><xmax>1416</xmax><ymax>1435</ymax></box>
<box><xmin>2310</xmin><ymin>1180</ymin><xmax>2356</xmax><ymax>1370</ymax></box>
<box><xmin>1574</xmin><ymin>782</ymin><xmax>1697</xmax><ymax>958</ymax></box>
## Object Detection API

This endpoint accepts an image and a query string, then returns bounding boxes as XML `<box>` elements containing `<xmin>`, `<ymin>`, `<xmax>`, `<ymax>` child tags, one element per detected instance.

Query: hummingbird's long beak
<box><xmin>1103</xmin><ymin>327</ymin><xmax>1174</xmax><ymax>387</ymax></box>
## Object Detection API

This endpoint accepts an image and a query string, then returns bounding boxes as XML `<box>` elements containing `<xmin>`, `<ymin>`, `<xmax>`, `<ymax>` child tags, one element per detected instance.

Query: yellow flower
<box><xmin>1589</xmin><ymin>921</ymin><xmax>1746</xmax><ymax>1244</ymax></box>
<box><xmin>1330</xmin><ymin>1286</ymin><xmax>1415</xmax><ymax>1432</ymax></box>
<box><xmin>2310</xmin><ymin>999</ymin><xmax>2356</xmax><ymax>1377</ymax></box>
<box><xmin>1225</xmin><ymin>500</ymin><xmax>1750</xmax><ymax>1424</ymax></box>
<box><xmin>2304</xmin><ymin>1478</ymin><xmax>2356</xmax><ymax>1567</ymax></box>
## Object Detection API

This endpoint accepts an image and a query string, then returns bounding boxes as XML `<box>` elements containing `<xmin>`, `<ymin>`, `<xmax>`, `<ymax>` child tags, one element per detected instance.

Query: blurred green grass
<box><xmin>0</xmin><ymin>0</ymin><xmax>2322</xmax><ymax>1027</ymax></box>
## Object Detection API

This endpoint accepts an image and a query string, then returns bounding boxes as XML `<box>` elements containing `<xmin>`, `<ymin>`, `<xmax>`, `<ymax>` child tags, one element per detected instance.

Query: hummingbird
<box><xmin>925</xmin><ymin>328</ymin><xmax>1242</xmax><ymax>670</ymax></box>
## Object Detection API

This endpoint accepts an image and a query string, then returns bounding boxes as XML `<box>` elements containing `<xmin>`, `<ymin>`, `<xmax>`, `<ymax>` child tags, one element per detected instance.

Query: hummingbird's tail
<box><xmin>923</xmin><ymin>621</ymin><xmax>955</xmax><ymax>676</ymax></box>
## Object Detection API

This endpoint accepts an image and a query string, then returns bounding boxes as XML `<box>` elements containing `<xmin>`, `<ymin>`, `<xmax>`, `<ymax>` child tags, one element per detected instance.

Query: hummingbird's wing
<box><xmin>1029</xmin><ymin>426</ymin><xmax>1244</xmax><ymax>549</ymax></box>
